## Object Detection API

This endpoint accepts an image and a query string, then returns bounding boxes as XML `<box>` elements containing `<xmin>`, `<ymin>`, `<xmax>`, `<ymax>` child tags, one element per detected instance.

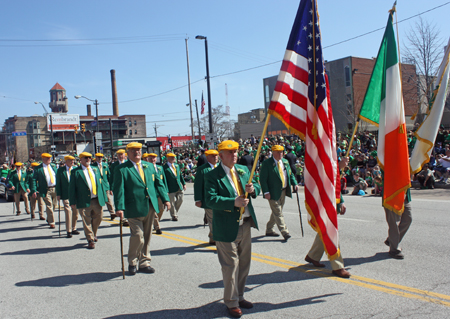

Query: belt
<box><xmin>47</xmin><ymin>186</ymin><xmax>55</xmax><ymax>189</ymax></box>
<box><xmin>243</xmin><ymin>217</ymin><xmax>251</xmax><ymax>223</ymax></box>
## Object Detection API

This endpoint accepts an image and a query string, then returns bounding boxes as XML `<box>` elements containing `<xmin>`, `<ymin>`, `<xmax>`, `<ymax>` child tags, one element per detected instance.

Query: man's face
<box><xmin>219</xmin><ymin>150</ymin><xmax>238</xmax><ymax>168</ymax></box>
<box><xmin>272</xmin><ymin>150</ymin><xmax>283</xmax><ymax>161</ymax></box>
<box><xmin>167</xmin><ymin>156</ymin><xmax>175</xmax><ymax>164</ymax></box>
<box><xmin>148</xmin><ymin>156</ymin><xmax>157</xmax><ymax>164</ymax></box>
<box><xmin>127</xmin><ymin>148</ymin><xmax>141</xmax><ymax>163</ymax></box>
<box><xmin>80</xmin><ymin>156</ymin><xmax>91</xmax><ymax>167</ymax></box>
<box><xmin>42</xmin><ymin>157</ymin><xmax>51</xmax><ymax>165</ymax></box>
<box><xmin>16</xmin><ymin>165</ymin><xmax>22</xmax><ymax>171</ymax></box>
<box><xmin>66</xmin><ymin>159</ymin><xmax>74</xmax><ymax>167</ymax></box>
<box><xmin>95</xmin><ymin>157</ymin><xmax>103</xmax><ymax>165</ymax></box>
<box><xmin>117</xmin><ymin>153</ymin><xmax>126</xmax><ymax>162</ymax></box>
<box><xmin>206</xmin><ymin>154</ymin><xmax>218</xmax><ymax>165</ymax></box>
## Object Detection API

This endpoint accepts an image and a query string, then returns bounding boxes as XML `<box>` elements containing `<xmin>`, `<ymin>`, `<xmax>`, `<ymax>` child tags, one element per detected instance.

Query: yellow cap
<box><xmin>41</xmin><ymin>153</ymin><xmax>52</xmax><ymax>158</ymax></box>
<box><xmin>166</xmin><ymin>153</ymin><xmax>176</xmax><ymax>157</ymax></box>
<box><xmin>142</xmin><ymin>153</ymin><xmax>149</xmax><ymax>158</ymax></box>
<box><xmin>218</xmin><ymin>140</ymin><xmax>239</xmax><ymax>151</ymax></box>
<box><xmin>95</xmin><ymin>153</ymin><xmax>104</xmax><ymax>157</ymax></box>
<box><xmin>15</xmin><ymin>162</ymin><xmax>23</xmax><ymax>166</ymax></box>
<box><xmin>126</xmin><ymin>142</ymin><xmax>142</xmax><ymax>150</ymax></box>
<box><xmin>64</xmin><ymin>155</ymin><xmax>75</xmax><ymax>161</ymax></box>
<box><xmin>271</xmin><ymin>145</ymin><xmax>284</xmax><ymax>151</ymax></box>
<box><xmin>205</xmin><ymin>150</ymin><xmax>219</xmax><ymax>156</ymax></box>
<box><xmin>79</xmin><ymin>152</ymin><xmax>92</xmax><ymax>158</ymax></box>
<box><xmin>116</xmin><ymin>149</ymin><xmax>126</xmax><ymax>154</ymax></box>
<box><xmin>31</xmin><ymin>162</ymin><xmax>40</xmax><ymax>167</ymax></box>
<box><xmin>148</xmin><ymin>153</ymin><xmax>157</xmax><ymax>157</ymax></box>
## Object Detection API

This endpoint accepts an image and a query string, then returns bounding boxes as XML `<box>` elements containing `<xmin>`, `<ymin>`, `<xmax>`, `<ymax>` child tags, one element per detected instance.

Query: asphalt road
<box><xmin>1</xmin><ymin>185</ymin><xmax>449</xmax><ymax>319</ymax></box>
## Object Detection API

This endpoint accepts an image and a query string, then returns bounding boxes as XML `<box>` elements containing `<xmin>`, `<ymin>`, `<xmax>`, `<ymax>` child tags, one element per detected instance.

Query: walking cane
<box><xmin>12</xmin><ymin>198</ymin><xmax>15</xmax><ymax>215</ymax></box>
<box><xmin>58</xmin><ymin>201</ymin><xmax>61</xmax><ymax>237</ymax></box>
<box><xmin>295</xmin><ymin>191</ymin><xmax>304</xmax><ymax>237</ymax></box>
<box><xmin>120</xmin><ymin>220</ymin><xmax>125</xmax><ymax>279</ymax></box>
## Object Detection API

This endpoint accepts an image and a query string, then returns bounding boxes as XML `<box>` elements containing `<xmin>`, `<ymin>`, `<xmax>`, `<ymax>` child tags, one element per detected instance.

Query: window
<box><xmin>129</xmin><ymin>130</ymin><xmax>132</xmax><ymax>135</ymax></box>
<box><xmin>265</xmin><ymin>85</ymin><xmax>270</xmax><ymax>103</ymax></box>
<box><xmin>134</xmin><ymin>120</ymin><xmax>137</xmax><ymax>126</ymax></box>
<box><xmin>129</xmin><ymin>121</ymin><xmax>132</xmax><ymax>127</ymax></box>
<box><xmin>135</xmin><ymin>130</ymin><xmax>137</xmax><ymax>134</ymax></box>
<box><xmin>37</xmin><ymin>122</ymin><xmax>40</xmax><ymax>128</ymax></box>
<box><xmin>33</xmin><ymin>122</ymin><xmax>37</xmax><ymax>129</ymax></box>
<box><xmin>344</xmin><ymin>66</ymin><xmax>351</xmax><ymax>87</ymax></box>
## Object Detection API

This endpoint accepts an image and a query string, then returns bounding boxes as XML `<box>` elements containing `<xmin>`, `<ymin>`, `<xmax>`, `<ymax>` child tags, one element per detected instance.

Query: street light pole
<box><xmin>196</xmin><ymin>35</ymin><xmax>213</xmax><ymax>135</ymax></box>
<box><xmin>75</xmin><ymin>95</ymin><xmax>99</xmax><ymax>153</ymax></box>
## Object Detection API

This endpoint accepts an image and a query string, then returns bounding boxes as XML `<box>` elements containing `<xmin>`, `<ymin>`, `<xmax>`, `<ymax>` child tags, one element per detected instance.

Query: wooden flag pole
<box><xmin>345</xmin><ymin>120</ymin><xmax>360</xmax><ymax>157</ymax></box>
<box><xmin>237</xmin><ymin>113</ymin><xmax>271</xmax><ymax>222</ymax></box>
<box><xmin>120</xmin><ymin>220</ymin><xmax>125</xmax><ymax>279</ymax></box>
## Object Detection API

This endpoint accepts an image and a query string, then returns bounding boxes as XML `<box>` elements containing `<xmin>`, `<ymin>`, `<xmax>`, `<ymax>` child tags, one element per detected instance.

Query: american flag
<box><xmin>201</xmin><ymin>92</ymin><xmax>205</xmax><ymax>115</ymax></box>
<box><xmin>268</xmin><ymin>0</ymin><xmax>340</xmax><ymax>259</ymax></box>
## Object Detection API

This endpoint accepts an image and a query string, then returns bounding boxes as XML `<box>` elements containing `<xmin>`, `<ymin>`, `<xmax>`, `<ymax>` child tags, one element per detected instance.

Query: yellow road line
<box><xmin>103</xmin><ymin>218</ymin><xmax>450</xmax><ymax>307</ymax></box>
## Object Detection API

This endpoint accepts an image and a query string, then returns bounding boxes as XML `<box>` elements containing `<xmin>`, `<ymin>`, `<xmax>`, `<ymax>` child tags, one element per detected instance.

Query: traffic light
<box><xmin>81</xmin><ymin>123</ymin><xmax>86</xmax><ymax>132</ymax></box>
<box><xmin>74</xmin><ymin>125</ymin><xmax>78</xmax><ymax>134</ymax></box>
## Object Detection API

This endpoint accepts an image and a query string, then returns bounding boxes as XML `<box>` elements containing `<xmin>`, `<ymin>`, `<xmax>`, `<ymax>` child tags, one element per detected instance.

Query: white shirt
<box><xmin>43</xmin><ymin>163</ymin><xmax>56</xmax><ymax>187</ymax></box>
<box><xmin>209</xmin><ymin>162</ymin><xmax>217</xmax><ymax>169</ymax></box>
<box><xmin>81</xmin><ymin>165</ymin><xmax>97</xmax><ymax>198</ymax></box>
<box><xmin>440</xmin><ymin>156</ymin><xmax>450</xmax><ymax>169</ymax></box>
<box><xmin>221</xmin><ymin>163</ymin><xmax>250</xmax><ymax>221</ymax></box>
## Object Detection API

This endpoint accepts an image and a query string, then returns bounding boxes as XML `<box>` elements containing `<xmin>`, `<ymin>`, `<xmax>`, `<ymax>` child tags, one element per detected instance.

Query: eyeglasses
<box><xmin>83</xmin><ymin>157</ymin><xmax>92</xmax><ymax>159</ymax></box>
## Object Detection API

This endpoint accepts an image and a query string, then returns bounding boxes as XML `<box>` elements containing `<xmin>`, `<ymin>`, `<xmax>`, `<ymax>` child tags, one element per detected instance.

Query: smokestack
<box><xmin>110</xmin><ymin>69</ymin><xmax>119</xmax><ymax>116</ymax></box>
<box><xmin>87</xmin><ymin>104</ymin><xmax>92</xmax><ymax>116</ymax></box>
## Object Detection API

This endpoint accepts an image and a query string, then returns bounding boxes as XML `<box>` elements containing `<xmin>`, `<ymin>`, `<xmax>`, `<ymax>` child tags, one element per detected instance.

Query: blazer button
<box><xmin>146</xmin><ymin>196</ymin><xmax>149</xmax><ymax>198</ymax></box>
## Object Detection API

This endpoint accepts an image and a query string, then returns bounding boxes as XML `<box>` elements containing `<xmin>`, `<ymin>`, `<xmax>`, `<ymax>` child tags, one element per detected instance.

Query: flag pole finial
<box><xmin>389</xmin><ymin>1</ymin><xmax>397</xmax><ymax>14</ymax></box>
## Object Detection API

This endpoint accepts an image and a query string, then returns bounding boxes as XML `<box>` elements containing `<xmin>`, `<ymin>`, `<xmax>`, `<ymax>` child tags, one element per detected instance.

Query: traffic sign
<box><xmin>91</xmin><ymin>121</ymin><xmax>97</xmax><ymax>127</ymax></box>
<box><xmin>12</xmin><ymin>131</ymin><xmax>27</xmax><ymax>137</ymax></box>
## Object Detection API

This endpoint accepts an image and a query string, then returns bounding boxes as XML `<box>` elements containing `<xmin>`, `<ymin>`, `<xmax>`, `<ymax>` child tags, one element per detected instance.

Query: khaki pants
<box><xmin>43</xmin><ymin>188</ymin><xmax>57</xmax><ymax>225</ymax></box>
<box><xmin>79</xmin><ymin>198</ymin><xmax>103</xmax><ymax>242</ymax></box>
<box><xmin>128</xmin><ymin>206</ymin><xmax>156</xmax><ymax>268</ymax></box>
<box><xmin>168</xmin><ymin>190</ymin><xmax>183</xmax><ymax>218</ymax></box>
<box><xmin>153</xmin><ymin>197</ymin><xmax>164</xmax><ymax>230</ymax></box>
<box><xmin>30</xmin><ymin>195</ymin><xmax>44</xmax><ymax>217</ymax></box>
<box><xmin>14</xmin><ymin>188</ymin><xmax>30</xmax><ymax>214</ymax></box>
<box><xmin>384</xmin><ymin>199</ymin><xmax>412</xmax><ymax>252</ymax></box>
<box><xmin>62</xmin><ymin>199</ymin><xmax>78</xmax><ymax>233</ymax></box>
<box><xmin>307</xmin><ymin>233</ymin><xmax>345</xmax><ymax>270</ymax></box>
<box><xmin>216</xmin><ymin>220</ymin><xmax>252</xmax><ymax>309</ymax></box>
<box><xmin>105</xmin><ymin>191</ymin><xmax>115</xmax><ymax>214</ymax></box>
<box><xmin>266</xmin><ymin>189</ymin><xmax>289</xmax><ymax>236</ymax></box>
<box><xmin>205</xmin><ymin>208</ymin><xmax>213</xmax><ymax>239</ymax></box>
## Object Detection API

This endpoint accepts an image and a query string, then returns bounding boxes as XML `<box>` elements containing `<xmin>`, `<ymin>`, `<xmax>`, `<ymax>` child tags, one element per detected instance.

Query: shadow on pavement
<box><xmin>151</xmin><ymin>242</ymin><xmax>215</xmax><ymax>257</ymax></box>
<box><xmin>0</xmin><ymin>234</ymin><xmax>54</xmax><ymax>243</ymax></box>
<box><xmin>156</xmin><ymin>224</ymin><xmax>205</xmax><ymax>232</ymax></box>
<box><xmin>0</xmin><ymin>224</ymin><xmax>48</xmax><ymax>234</ymax></box>
<box><xmin>1</xmin><ymin>243</ymin><xmax>86</xmax><ymax>255</ymax></box>
<box><xmin>343</xmin><ymin>252</ymin><xmax>391</xmax><ymax>266</ymax></box>
<box><xmin>251</xmin><ymin>235</ymin><xmax>287</xmax><ymax>244</ymax></box>
<box><xmin>103</xmin><ymin>295</ymin><xmax>338</xmax><ymax>318</ymax></box>
<box><xmin>15</xmin><ymin>271</ymin><xmax>122</xmax><ymax>287</ymax></box>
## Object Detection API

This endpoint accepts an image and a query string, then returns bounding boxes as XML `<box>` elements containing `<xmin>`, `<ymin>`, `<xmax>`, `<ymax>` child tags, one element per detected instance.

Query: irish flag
<box><xmin>360</xmin><ymin>10</ymin><xmax>410</xmax><ymax>214</ymax></box>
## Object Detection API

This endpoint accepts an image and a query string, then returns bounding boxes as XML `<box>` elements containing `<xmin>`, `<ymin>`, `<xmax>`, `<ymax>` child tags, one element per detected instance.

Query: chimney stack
<box><xmin>111</xmin><ymin>69</ymin><xmax>119</xmax><ymax>116</ymax></box>
<box><xmin>87</xmin><ymin>104</ymin><xmax>91</xmax><ymax>116</ymax></box>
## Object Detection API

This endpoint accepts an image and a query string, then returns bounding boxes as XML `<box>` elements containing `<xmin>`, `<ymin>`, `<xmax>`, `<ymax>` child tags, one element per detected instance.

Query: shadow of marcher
<box><xmin>251</xmin><ymin>235</ymin><xmax>287</xmax><ymax>244</ymax></box>
<box><xmin>342</xmin><ymin>252</ymin><xmax>391</xmax><ymax>266</ymax></box>
<box><xmin>155</xmin><ymin>224</ymin><xmax>204</xmax><ymax>232</ymax></box>
<box><xmin>1</xmin><ymin>243</ymin><xmax>86</xmax><ymax>255</ymax></box>
<box><xmin>15</xmin><ymin>271</ymin><xmax>122</xmax><ymax>287</ymax></box>
<box><xmin>151</xmin><ymin>242</ymin><xmax>216</xmax><ymax>257</ymax></box>
<box><xmin>103</xmin><ymin>294</ymin><xmax>338</xmax><ymax>319</ymax></box>
<box><xmin>0</xmin><ymin>234</ymin><xmax>54</xmax><ymax>243</ymax></box>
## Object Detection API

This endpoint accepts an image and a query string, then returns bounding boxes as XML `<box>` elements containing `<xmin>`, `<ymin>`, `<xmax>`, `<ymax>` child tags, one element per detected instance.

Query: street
<box><xmin>1</xmin><ymin>184</ymin><xmax>450</xmax><ymax>319</ymax></box>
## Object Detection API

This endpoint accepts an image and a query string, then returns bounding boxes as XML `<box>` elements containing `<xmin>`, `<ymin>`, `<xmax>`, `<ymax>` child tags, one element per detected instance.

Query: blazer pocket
<box><xmin>224</xmin><ymin>210</ymin><xmax>231</xmax><ymax>212</ymax></box>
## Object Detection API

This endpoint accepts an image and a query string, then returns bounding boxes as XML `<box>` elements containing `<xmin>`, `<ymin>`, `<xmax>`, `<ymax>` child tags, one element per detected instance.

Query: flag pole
<box><xmin>345</xmin><ymin>120</ymin><xmax>360</xmax><ymax>157</ymax></box>
<box><xmin>237</xmin><ymin>113</ymin><xmax>271</xmax><ymax>222</ymax></box>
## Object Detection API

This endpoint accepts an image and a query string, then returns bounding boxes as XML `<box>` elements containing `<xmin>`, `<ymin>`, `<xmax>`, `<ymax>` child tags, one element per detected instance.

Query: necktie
<box><xmin>99</xmin><ymin>165</ymin><xmax>103</xmax><ymax>176</ymax></box>
<box><xmin>138</xmin><ymin>163</ymin><xmax>146</xmax><ymax>184</ymax></box>
<box><xmin>67</xmin><ymin>167</ymin><xmax>71</xmax><ymax>181</ymax></box>
<box><xmin>278</xmin><ymin>161</ymin><xmax>285</xmax><ymax>188</ymax></box>
<box><xmin>231</xmin><ymin>168</ymin><xmax>244</xmax><ymax>196</ymax></box>
<box><xmin>88</xmin><ymin>168</ymin><xmax>97</xmax><ymax>195</ymax></box>
<box><xmin>48</xmin><ymin>165</ymin><xmax>55</xmax><ymax>185</ymax></box>
<box><xmin>18</xmin><ymin>170</ymin><xmax>21</xmax><ymax>180</ymax></box>
<box><xmin>173</xmin><ymin>165</ymin><xmax>177</xmax><ymax>176</ymax></box>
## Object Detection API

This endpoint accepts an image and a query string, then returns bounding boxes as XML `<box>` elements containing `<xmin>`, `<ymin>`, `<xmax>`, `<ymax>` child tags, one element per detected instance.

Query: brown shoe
<box><xmin>305</xmin><ymin>255</ymin><xmax>325</xmax><ymax>267</ymax></box>
<box><xmin>228</xmin><ymin>307</ymin><xmax>242</xmax><ymax>318</ymax></box>
<box><xmin>88</xmin><ymin>241</ymin><xmax>95</xmax><ymax>249</ymax></box>
<box><xmin>110</xmin><ymin>213</ymin><xmax>117</xmax><ymax>221</ymax></box>
<box><xmin>238</xmin><ymin>300</ymin><xmax>253</xmax><ymax>309</ymax></box>
<box><xmin>16</xmin><ymin>211</ymin><xmax>21</xmax><ymax>216</ymax></box>
<box><xmin>39</xmin><ymin>216</ymin><xmax>46</xmax><ymax>220</ymax></box>
<box><xmin>122</xmin><ymin>221</ymin><xmax>129</xmax><ymax>227</ymax></box>
<box><xmin>209</xmin><ymin>239</ymin><xmax>216</xmax><ymax>245</ymax></box>
<box><xmin>94</xmin><ymin>236</ymin><xmax>98</xmax><ymax>242</ymax></box>
<box><xmin>31</xmin><ymin>214</ymin><xmax>36</xmax><ymax>220</ymax></box>
<box><xmin>172</xmin><ymin>216</ymin><xmax>178</xmax><ymax>221</ymax></box>
<box><xmin>265</xmin><ymin>231</ymin><xmax>280</xmax><ymax>237</ymax></box>
<box><xmin>332</xmin><ymin>268</ymin><xmax>351</xmax><ymax>278</ymax></box>
<box><xmin>49</xmin><ymin>224</ymin><xmax>55</xmax><ymax>229</ymax></box>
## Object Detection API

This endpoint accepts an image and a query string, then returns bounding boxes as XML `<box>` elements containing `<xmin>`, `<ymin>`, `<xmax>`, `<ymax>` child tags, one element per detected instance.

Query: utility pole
<box><xmin>49</xmin><ymin>114</ymin><xmax>55</xmax><ymax>160</ymax></box>
<box><xmin>195</xmin><ymin>99</ymin><xmax>202</xmax><ymax>145</ymax></box>
<box><xmin>185</xmin><ymin>38</ymin><xmax>195</xmax><ymax>141</ymax></box>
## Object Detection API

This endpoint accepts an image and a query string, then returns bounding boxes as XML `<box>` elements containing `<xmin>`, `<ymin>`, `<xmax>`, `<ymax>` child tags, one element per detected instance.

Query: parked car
<box><xmin>0</xmin><ymin>178</ymin><xmax>14</xmax><ymax>202</ymax></box>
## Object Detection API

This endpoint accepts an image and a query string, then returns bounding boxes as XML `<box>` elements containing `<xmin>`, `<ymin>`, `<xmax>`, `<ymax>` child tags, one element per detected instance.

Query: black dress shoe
<box><xmin>283</xmin><ymin>233</ymin><xmax>292</xmax><ymax>241</ymax></box>
<box><xmin>172</xmin><ymin>217</ymin><xmax>178</xmax><ymax>221</ymax></box>
<box><xmin>265</xmin><ymin>232</ymin><xmax>280</xmax><ymax>237</ymax></box>
<box><xmin>67</xmin><ymin>232</ymin><xmax>72</xmax><ymax>238</ymax></box>
<box><xmin>128</xmin><ymin>265</ymin><xmax>137</xmax><ymax>276</ymax></box>
<box><xmin>139</xmin><ymin>266</ymin><xmax>155</xmax><ymax>274</ymax></box>
<box><xmin>384</xmin><ymin>238</ymin><xmax>390</xmax><ymax>246</ymax></box>
<box><xmin>238</xmin><ymin>300</ymin><xmax>253</xmax><ymax>309</ymax></box>
<box><xmin>110</xmin><ymin>213</ymin><xmax>117</xmax><ymax>221</ymax></box>
<box><xmin>389</xmin><ymin>250</ymin><xmax>404</xmax><ymax>259</ymax></box>
<box><xmin>155</xmin><ymin>229</ymin><xmax>162</xmax><ymax>235</ymax></box>
<box><xmin>72</xmin><ymin>230</ymin><xmax>80</xmax><ymax>235</ymax></box>
<box><xmin>122</xmin><ymin>221</ymin><xmax>129</xmax><ymax>227</ymax></box>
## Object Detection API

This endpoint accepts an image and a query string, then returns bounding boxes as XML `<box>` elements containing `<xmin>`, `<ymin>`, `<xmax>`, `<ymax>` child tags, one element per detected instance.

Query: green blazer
<box><xmin>163</xmin><ymin>163</ymin><xmax>185</xmax><ymax>193</ymax></box>
<box><xmin>113</xmin><ymin>161</ymin><xmax>169</xmax><ymax>219</ymax></box>
<box><xmin>260</xmin><ymin>157</ymin><xmax>297</xmax><ymax>201</ymax></box>
<box><xmin>92</xmin><ymin>162</ymin><xmax>111</xmax><ymax>191</ymax></box>
<box><xmin>56</xmin><ymin>166</ymin><xmax>73</xmax><ymax>200</ymax></box>
<box><xmin>31</xmin><ymin>163</ymin><xmax>58</xmax><ymax>197</ymax></box>
<box><xmin>109</xmin><ymin>160</ymin><xmax>125</xmax><ymax>190</ymax></box>
<box><xmin>69</xmin><ymin>165</ymin><xmax>106</xmax><ymax>209</ymax></box>
<box><xmin>205</xmin><ymin>164</ymin><xmax>260</xmax><ymax>243</ymax></box>
<box><xmin>194</xmin><ymin>162</ymin><xmax>215</xmax><ymax>209</ymax></box>
<box><xmin>8</xmin><ymin>169</ymin><xmax>29</xmax><ymax>193</ymax></box>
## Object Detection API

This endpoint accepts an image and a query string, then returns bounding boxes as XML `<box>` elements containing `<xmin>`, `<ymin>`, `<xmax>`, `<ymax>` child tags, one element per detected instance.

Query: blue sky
<box><xmin>1</xmin><ymin>0</ymin><xmax>449</xmax><ymax>137</ymax></box>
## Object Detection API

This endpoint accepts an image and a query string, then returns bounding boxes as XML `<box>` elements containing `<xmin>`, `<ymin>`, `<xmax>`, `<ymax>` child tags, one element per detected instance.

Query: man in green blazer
<box><xmin>56</xmin><ymin>155</ymin><xmax>79</xmax><ymax>238</ymax></box>
<box><xmin>163</xmin><ymin>153</ymin><xmax>186</xmax><ymax>221</ymax></box>
<box><xmin>194</xmin><ymin>149</ymin><xmax>219</xmax><ymax>245</ymax></box>
<box><xmin>143</xmin><ymin>152</ymin><xmax>169</xmax><ymax>235</ymax></box>
<box><xmin>260</xmin><ymin>145</ymin><xmax>298</xmax><ymax>241</ymax></box>
<box><xmin>31</xmin><ymin>153</ymin><xmax>58</xmax><ymax>229</ymax></box>
<box><xmin>28</xmin><ymin>162</ymin><xmax>45</xmax><ymax>220</ymax></box>
<box><xmin>205</xmin><ymin>140</ymin><xmax>260</xmax><ymax>319</ymax></box>
<box><xmin>92</xmin><ymin>153</ymin><xmax>115</xmax><ymax>219</ymax></box>
<box><xmin>114</xmin><ymin>143</ymin><xmax>170</xmax><ymax>275</ymax></box>
<box><xmin>69</xmin><ymin>152</ymin><xmax>106</xmax><ymax>249</ymax></box>
<box><xmin>9</xmin><ymin>162</ymin><xmax>31</xmax><ymax>215</ymax></box>
<box><xmin>109</xmin><ymin>149</ymin><xmax>128</xmax><ymax>225</ymax></box>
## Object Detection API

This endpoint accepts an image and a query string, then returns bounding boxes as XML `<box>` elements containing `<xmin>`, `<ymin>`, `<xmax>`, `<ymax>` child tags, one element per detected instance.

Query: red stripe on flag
<box><xmin>273</xmin><ymin>81</ymin><xmax>308</xmax><ymax>110</ymax></box>
<box><xmin>280</xmin><ymin>60</ymin><xmax>309</xmax><ymax>83</ymax></box>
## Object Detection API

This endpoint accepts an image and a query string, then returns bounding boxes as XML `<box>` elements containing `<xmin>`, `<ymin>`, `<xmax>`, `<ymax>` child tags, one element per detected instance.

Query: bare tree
<box><xmin>192</xmin><ymin>105</ymin><xmax>236</xmax><ymax>141</ymax></box>
<box><xmin>403</xmin><ymin>17</ymin><xmax>444</xmax><ymax>116</ymax></box>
